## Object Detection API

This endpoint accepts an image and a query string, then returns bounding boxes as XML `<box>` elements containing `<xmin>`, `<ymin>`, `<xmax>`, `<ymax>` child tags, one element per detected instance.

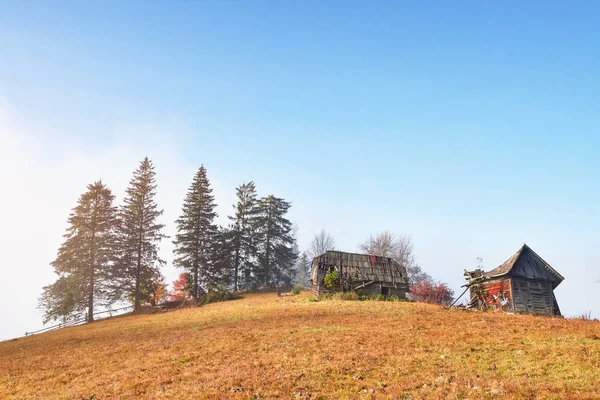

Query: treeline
<box><xmin>40</xmin><ymin>158</ymin><xmax>298</xmax><ymax>323</ymax></box>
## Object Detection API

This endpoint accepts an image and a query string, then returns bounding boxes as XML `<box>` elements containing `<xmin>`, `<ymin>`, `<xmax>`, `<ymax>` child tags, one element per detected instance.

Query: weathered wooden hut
<box><xmin>310</xmin><ymin>251</ymin><xmax>409</xmax><ymax>298</ymax></box>
<box><xmin>465</xmin><ymin>244</ymin><xmax>564</xmax><ymax>315</ymax></box>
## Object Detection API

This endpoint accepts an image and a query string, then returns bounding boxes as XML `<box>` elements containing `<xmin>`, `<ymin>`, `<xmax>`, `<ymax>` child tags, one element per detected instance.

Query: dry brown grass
<box><xmin>2</xmin><ymin>292</ymin><xmax>600</xmax><ymax>399</ymax></box>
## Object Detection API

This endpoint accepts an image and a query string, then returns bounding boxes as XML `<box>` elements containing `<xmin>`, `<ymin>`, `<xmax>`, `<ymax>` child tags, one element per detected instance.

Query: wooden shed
<box><xmin>465</xmin><ymin>244</ymin><xmax>564</xmax><ymax>315</ymax></box>
<box><xmin>310</xmin><ymin>251</ymin><xmax>409</xmax><ymax>298</ymax></box>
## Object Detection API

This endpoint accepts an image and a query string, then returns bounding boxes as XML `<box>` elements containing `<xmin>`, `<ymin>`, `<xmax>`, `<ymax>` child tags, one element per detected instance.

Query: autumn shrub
<box><xmin>409</xmin><ymin>281</ymin><xmax>454</xmax><ymax>305</ymax></box>
<box><xmin>197</xmin><ymin>287</ymin><xmax>241</xmax><ymax>306</ymax></box>
<box><xmin>323</xmin><ymin>270</ymin><xmax>338</xmax><ymax>289</ymax></box>
<box><xmin>291</xmin><ymin>285</ymin><xmax>301</xmax><ymax>295</ymax></box>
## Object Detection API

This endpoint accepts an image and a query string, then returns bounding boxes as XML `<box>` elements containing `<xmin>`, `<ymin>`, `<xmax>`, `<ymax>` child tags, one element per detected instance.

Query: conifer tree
<box><xmin>115</xmin><ymin>157</ymin><xmax>166</xmax><ymax>310</ymax></box>
<box><xmin>211</xmin><ymin>227</ymin><xmax>235</xmax><ymax>287</ymax></box>
<box><xmin>254</xmin><ymin>195</ymin><xmax>298</xmax><ymax>286</ymax></box>
<box><xmin>173</xmin><ymin>165</ymin><xmax>219</xmax><ymax>299</ymax></box>
<box><xmin>227</xmin><ymin>181</ymin><xmax>260</xmax><ymax>291</ymax></box>
<box><xmin>294</xmin><ymin>251</ymin><xmax>312</xmax><ymax>288</ymax></box>
<box><xmin>39</xmin><ymin>181</ymin><xmax>118</xmax><ymax>323</ymax></box>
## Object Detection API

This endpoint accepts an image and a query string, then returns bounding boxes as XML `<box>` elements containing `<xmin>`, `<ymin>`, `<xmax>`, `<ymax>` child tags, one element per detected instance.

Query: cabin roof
<box><xmin>312</xmin><ymin>250</ymin><xmax>408</xmax><ymax>285</ymax></box>
<box><xmin>483</xmin><ymin>244</ymin><xmax>564</xmax><ymax>288</ymax></box>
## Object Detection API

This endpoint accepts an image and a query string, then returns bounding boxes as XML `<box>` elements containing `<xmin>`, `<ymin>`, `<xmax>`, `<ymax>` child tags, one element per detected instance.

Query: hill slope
<box><xmin>1</xmin><ymin>292</ymin><xmax>600</xmax><ymax>399</ymax></box>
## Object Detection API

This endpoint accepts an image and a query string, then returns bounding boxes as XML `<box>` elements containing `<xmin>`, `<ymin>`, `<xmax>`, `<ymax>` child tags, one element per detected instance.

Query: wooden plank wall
<box><xmin>355</xmin><ymin>285</ymin><xmax>406</xmax><ymax>297</ymax></box>
<box><xmin>471</xmin><ymin>278</ymin><xmax>513</xmax><ymax>311</ymax></box>
<box><xmin>511</xmin><ymin>278</ymin><xmax>555</xmax><ymax>315</ymax></box>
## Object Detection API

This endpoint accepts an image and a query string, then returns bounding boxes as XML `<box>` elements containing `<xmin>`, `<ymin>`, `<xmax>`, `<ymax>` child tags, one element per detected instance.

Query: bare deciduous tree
<box><xmin>359</xmin><ymin>231</ymin><xmax>432</xmax><ymax>286</ymax></box>
<box><xmin>309</xmin><ymin>229</ymin><xmax>336</xmax><ymax>259</ymax></box>
<box><xmin>359</xmin><ymin>231</ymin><xmax>412</xmax><ymax>261</ymax></box>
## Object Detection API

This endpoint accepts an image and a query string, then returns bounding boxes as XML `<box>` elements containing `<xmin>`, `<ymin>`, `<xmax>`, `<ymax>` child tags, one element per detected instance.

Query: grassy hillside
<box><xmin>1</xmin><ymin>292</ymin><xmax>600</xmax><ymax>399</ymax></box>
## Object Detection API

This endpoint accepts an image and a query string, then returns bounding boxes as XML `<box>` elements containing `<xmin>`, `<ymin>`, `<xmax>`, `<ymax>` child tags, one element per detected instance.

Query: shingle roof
<box><xmin>312</xmin><ymin>251</ymin><xmax>408</xmax><ymax>285</ymax></box>
<box><xmin>483</xmin><ymin>244</ymin><xmax>564</xmax><ymax>287</ymax></box>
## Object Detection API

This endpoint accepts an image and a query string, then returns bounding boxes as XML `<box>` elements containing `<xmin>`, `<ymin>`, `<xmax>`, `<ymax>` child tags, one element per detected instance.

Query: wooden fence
<box><xmin>25</xmin><ymin>305</ymin><xmax>133</xmax><ymax>337</ymax></box>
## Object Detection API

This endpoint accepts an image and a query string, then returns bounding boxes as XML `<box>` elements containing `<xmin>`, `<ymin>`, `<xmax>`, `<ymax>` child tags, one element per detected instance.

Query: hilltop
<box><xmin>1</xmin><ymin>292</ymin><xmax>600</xmax><ymax>399</ymax></box>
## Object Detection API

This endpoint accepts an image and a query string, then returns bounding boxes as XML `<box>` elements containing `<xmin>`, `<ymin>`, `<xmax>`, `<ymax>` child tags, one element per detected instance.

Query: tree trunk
<box><xmin>88</xmin><ymin>252</ymin><xmax>95</xmax><ymax>322</ymax></box>
<box><xmin>135</xmin><ymin>250</ymin><xmax>141</xmax><ymax>311</ymax></box>
<box><xmin>88</xmin><ymin>260</ymin><xmax>95</xmax><ymax>322</ymax></box>
<box><xmin>194</xmin><ymin>227</ymin><xmax>200</xmax><ymax>299</ymax></box>
<box><xmin>264</xmin><ymin>204</ymin><xmax>272</xmax><ymax>287</ymax></box>
<box><xmin>194</xmin><ymin>266</ymin><xmax>199</xmax><ymax>299</ymax></box>
<box><xmin>233</xmin><ymin>233</ymin><xmax>241</xmax><ymax>292</ymax></box>
<box><xmin>135</xmin><ymin>200</ymin><xmax>145</xmax><ymax>311</ymax></box>
<box><xmin>88</xmin><ymin>191</ymin><xmax>98</xmax><ymax>322</ymax></box>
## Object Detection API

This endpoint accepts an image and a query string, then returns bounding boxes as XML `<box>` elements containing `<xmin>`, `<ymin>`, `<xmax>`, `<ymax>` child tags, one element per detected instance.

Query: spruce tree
<box><xmin>227</xmin><ymin>181</ymin><xmax>259</xmax><ymax>291</ymax></box>
<box><xmin>115</xmin><ymin>157</ymin><xmax>166</xmax><ymax>310</ymax></box>
<box><xmin>211</xmin><ymin>227</ymin><xmax>235</xmax><ymax>288</ymax></box>
<box><xmin>254</xmin><ymin>195</ymin><xmax>298</xmax><ymax>287</ymax></box>
<box><xmin>173</xmin><ymin>165</ymin><xmax>219</xmax><ymax>299</ymax></box>
<box><xmin>294</xmin><ymin>251</ymin><xmax>312</xmax><ymax>288</ymax></box>
<box><xmin>39</xmin><ymin>181</ymin><xmax>118</xmax><ymax>323</ymax></box>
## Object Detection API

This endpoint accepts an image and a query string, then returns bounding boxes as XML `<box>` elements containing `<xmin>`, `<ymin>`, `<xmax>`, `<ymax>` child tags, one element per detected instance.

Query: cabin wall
<box><xmin>511</xmin><ymin>277</ymin><xmax>556</xmax><ymax>315</ymax></box>
<box><xmin>355</xmin><ymin>285</ymin><xmax>407</xmax><ymax>298</ymax></box>
<box><xmin>312</xmin><ymin>281</ymin><xmax>407</xmax><ymax>298</ymax></box>
<box><xmin>470</xmin><ymin>278</ymin><xmax>513</xmax><ymax>311</ymax></box>
<box><xmin>311</xmin><ymin>281</ymin><xmax>320</xmax><ymax>298</ymax></box>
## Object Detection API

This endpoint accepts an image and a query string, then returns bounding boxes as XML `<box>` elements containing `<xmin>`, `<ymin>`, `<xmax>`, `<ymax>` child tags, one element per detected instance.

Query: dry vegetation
<box><xmin>2</xmin><ymin>292</ymin><xmax>600</xmax><ymax>399</ymax></box>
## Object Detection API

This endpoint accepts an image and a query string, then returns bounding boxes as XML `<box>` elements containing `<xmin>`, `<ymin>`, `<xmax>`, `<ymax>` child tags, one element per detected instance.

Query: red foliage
<box><xmin>171</xmin><ymin>273</ymin><xmax>191</xmax><ymax>301</ymax></box>
<box><xmin>409</xmin><ymin>281</ymin><xmax>454</xmax><ymax>305</ymax></box>
<box><xmin>148</xmin><ymin>278</ymin><xmax>170</xmax><ymax>306</ymax></box>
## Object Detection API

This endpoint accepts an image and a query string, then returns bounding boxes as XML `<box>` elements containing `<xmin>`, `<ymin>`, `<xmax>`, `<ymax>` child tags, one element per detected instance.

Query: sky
<box><xmin>1</xmin><ymin>1</ymin><xmax>599</xmax><ymax>340</ymax></box>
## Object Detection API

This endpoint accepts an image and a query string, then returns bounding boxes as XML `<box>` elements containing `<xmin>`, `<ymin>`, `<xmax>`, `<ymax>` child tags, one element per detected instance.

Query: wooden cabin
<box><xmin>310</xmin><ymin>251</ymin><xmax>409</xmax><ymax>298</ymax></box>
<box><xmin>465</xmin><ymin>244</ymin><xmax>564</xmax><ymax>315</ymax></box>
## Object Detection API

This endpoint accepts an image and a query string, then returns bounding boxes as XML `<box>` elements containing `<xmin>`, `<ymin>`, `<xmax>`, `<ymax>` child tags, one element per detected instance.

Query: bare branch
<box><xmin>308</xmin><ymin>229</ymin><xmax>336</xmax><ymax>259</ymax></box>
<box><xmin>359</xmin><ymin>231</ymin><xmax>431</xmax><ymax>286</ymax></box>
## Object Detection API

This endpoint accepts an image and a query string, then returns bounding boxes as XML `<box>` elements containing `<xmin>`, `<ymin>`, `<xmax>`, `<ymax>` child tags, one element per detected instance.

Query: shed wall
<box><xmin>470</xmin><ymin>278</ymin><xmax>513</xmax><ymax>311</ymax></box>
<box><xmin>511</xmin><ymin>277</ymin><xmax>556</xmax><ymax>315</ymax></box>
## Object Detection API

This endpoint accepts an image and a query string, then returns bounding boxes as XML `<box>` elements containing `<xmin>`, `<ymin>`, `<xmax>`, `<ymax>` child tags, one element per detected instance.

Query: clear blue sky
<box><xmin>1</xmin><ymin>1</ymin><xmax>599</xmax><ymax>339</ymax></box>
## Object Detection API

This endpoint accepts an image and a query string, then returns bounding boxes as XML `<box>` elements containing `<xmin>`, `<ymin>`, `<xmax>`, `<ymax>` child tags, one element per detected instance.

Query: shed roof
<box><xmin>483</xmin><ymin>244</ymin><xmax>564</xmax><ymax>288</ymax></box>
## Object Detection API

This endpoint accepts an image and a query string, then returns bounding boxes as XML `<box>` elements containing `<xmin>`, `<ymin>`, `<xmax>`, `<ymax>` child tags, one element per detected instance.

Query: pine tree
<box><xmin>211</xmin><ymin>227</ymin><xmax>235</xmax><ymax>288</ymax></box>
<box><xmin>254</xmin><ymin>195</ymin><xmax>298</xmax><ymax>287</ymax></box>
<box><xmin>173</xmin><ymin>165</ymin><xmax>219</xmax><ymax>299</ymax></box>
<box><xmin>115</xmin><ymin>157</ymin><xmax>166</xmax><ymax>310</ymax></box>
<box><xmin>294</xmin><ymin>251</ymin><xmax>312</xmax><ymax>288</ymax></box>
<box><xmin>39</xmin><ymin>181</ymin><xmax>118</xmax><ymax>323</ymax></box>
<box><xmin>227</xmin><ymin>181</ymin><xmax>260</xmax><ymax>291</ymax></box>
